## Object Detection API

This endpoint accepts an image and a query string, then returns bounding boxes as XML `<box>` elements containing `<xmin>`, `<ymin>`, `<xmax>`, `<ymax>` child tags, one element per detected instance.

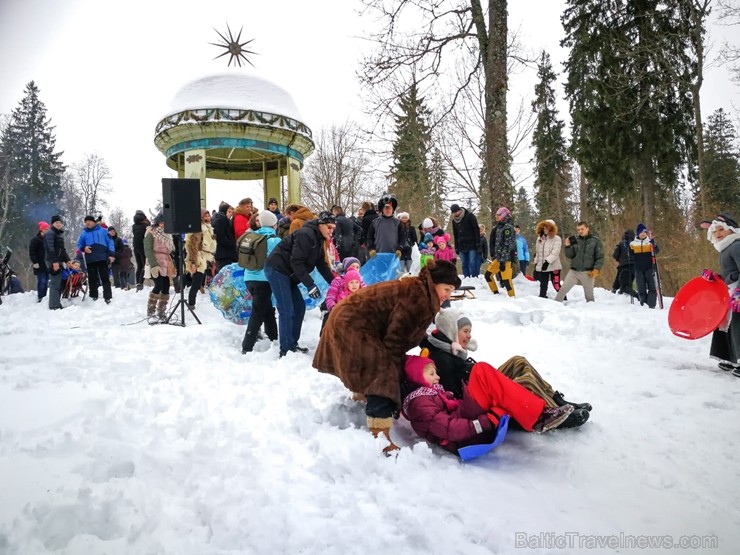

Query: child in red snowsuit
<box><xmin>402</xmin><ymin>353</ymin><xmax>573</xmax><ymax>455</ymax></box>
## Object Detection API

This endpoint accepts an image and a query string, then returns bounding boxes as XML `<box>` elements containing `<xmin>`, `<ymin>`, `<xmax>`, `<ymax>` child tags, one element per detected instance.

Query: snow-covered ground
<box><xmin>0</xmin><ymin>275</ymin><xmax>738</xmax><ymax>555</ymax></box>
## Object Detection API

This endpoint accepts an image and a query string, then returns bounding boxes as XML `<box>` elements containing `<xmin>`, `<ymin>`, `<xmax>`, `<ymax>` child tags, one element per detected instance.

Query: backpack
<box><xmin>237</xmin><ymin>231</ymin><xmax>268</xmax><ymax>270</ymax></box>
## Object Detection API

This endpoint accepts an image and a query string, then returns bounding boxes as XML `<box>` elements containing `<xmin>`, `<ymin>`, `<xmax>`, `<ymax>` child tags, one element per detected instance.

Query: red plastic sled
<box><xmin>668</xmin><ymin>277</ymin><xmax>730</xmax><ymax>340</ymax></box>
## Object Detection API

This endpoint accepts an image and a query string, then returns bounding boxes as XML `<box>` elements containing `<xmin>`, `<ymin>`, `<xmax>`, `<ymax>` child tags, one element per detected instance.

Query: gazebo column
<box><xmin>264</xmin><ymin>163</ymin><xmax>281</xmax><ymax>209</ymax></box>
<box><xmin>286</xmin><ymin>156</ymin><xmax>302</xmax><ymax>206</ymax></box>
<box><xmin>183</xmin><ymin>149</ymin><xmax>207</xmax><ymax>207</ymax></box>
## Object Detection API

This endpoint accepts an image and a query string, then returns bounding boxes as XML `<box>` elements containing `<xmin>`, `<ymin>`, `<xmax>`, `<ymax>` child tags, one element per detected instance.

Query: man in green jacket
<box><xmin>555</xmin><ymin>221</ymin><xmax>604</xmax><ymax>303</ymax></box>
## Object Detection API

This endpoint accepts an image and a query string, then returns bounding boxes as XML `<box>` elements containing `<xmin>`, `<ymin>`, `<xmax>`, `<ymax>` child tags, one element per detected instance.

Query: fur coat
<box><xmin>185</xmin><ymin>222</ymin><xmax>216</xmax><ymax>274</ymax></box>
<box><xmin>313</xmin><ymin>266</ymin><xmax>442</xmax><ymax>407</ymax></box>
<box><xmin>533</xmin><ymin>220</ymin><xmax>563</xmax><ymax>272</ymax></box>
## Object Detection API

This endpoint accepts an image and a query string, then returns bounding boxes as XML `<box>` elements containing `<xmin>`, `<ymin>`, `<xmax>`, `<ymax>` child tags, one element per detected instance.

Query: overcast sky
<box><xmin>1</xmin><ymin>0</ymin><xmax>738</xmax><ymax>221</ymax></box>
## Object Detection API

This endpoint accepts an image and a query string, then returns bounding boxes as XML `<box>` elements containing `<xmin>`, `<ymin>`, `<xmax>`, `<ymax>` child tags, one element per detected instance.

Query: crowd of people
<box><xmin>25</xmin><ymin>195</ymin><xmax>739</xmax><ymax>455</ymax></box>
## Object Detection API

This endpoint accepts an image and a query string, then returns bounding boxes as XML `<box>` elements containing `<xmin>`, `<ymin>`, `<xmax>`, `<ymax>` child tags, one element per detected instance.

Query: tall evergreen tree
<box><xmin>512</xmin><ymin>186</ymin><xmax>536</xmax><ymax>239</ymax></box>
<box><xmin>427</xmin><ymin>147</ymin><xmax>448</xmax><ymax>225</ymax></box>
<box><xmin>389</xmin><ymin>82</ymin><xmax>433</xmax><ymax>219</ymax></box>
<box><xmin>702</xmin><ymin>108</ymin><xmax>740</xmax><ymax>214</ymax></box>
<box><xmin>531</xmin><ymin>51</ymin><xmax>572</xmax><ymax>228</ymax></box>
<box><xmin>562</xmin><ymin>0</ymin><xmax>696</xmax><ymax>227</ymax></box>
<box><xmin>0</xmin><ymin>81</ymin><xmax>65</xmax><ymax>255</ymax></box>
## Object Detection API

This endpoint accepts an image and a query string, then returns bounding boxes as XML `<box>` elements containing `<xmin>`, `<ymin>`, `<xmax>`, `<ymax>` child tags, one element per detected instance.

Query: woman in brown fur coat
<box><xmin>185</xmin><ymin>209</ymin><xmax>216</xmax><ymax>308</ymax></box>
<box><xmin>313</xmin><ymin>259</ymin><xmax>461</xmax><ymax>453</ymax></box>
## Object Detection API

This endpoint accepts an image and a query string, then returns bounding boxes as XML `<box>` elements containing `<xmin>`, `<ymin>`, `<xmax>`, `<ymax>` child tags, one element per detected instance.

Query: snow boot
<box><xmin>532</xmin><ymin>405</ymin><xmax>574</xmax><ymax>433</ymax></box>
<box><xmin>557</xmin><ymin>408</ymin><xmax>590</xmax><ymax>429</ymax></box>
<box><xmin>156</xmin><ymin>294</ymin><xmax>169</xmax><ymax>320</ymax></box>
<box><xmin>553</xmin><ymin>391</ymin><xmax>592</xmax><ymax>412</ymax></box>
<box><xmin>718</xmin><ymin>361</ymin><xmax>739</xmax><ymax>372</ymax></box>
<box><xmin>147</xmin><ymin>292</ymin><xmax>158</xmax><ymax>317</ymax></box>
<box><xmin>733</xmin><ymin>367</ymin><xmax>740</xmax><ymax>378</ymax></box>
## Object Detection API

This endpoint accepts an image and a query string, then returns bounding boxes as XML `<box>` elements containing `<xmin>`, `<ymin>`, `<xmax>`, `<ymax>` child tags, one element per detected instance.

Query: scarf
<box><xmin>711</xmin><ymin>231</ymin><xmax>740</xmax><ymax>253</ymax></box>
<box><xmin>403</xmin><ymin>383</ymin><xmax>459</xmax><ymax>417</ymax></box>
<box><xmin>452</xmin><ymin>210</ymin><xmax>465</xmax><ymax>224</ymax></box>
<box><xmin>426</xmin><ymin>330</ymin><xmax>478</xmax><ymax>360</ymax></box>
<box><xmin>150</xmin><ymin>225</ymin><xmax>175</xmax><ymax>252</ymax></box>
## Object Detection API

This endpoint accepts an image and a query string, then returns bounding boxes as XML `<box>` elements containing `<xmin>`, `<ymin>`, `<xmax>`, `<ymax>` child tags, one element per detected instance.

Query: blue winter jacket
<box><xmin>242</xmin><ymin>227</ymin><xmax>282</xmax><ymax>282</ymax></box>
<box><xmin>77</xmin><ymin>225</ymin><xmax>115</xmax><ymax>263</ymax></box>
<box><xmin>516</xmin><ymin>235</ymin><xmax>530</xmax><ymax>262</ymax></box>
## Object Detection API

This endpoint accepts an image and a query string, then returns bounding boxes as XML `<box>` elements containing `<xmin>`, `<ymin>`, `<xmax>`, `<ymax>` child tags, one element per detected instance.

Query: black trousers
<box><xmin>188</xmin><ymin>271</ymin><xmax>205</xmax><ymax>306</ymax></box>
<box><xmin>134</xmin><ymin>248</ymin><xmax>146</xmax><ymax>285</ymax></box>
<box><xmin>87</xmin><ymin>260</ymin><xmax>112</xmax><ymax>301</ymax></box>
<box><xmin>242</xmin><ymin>281</ymin><xmax>278</xmax><ymax>352</ymax></box>
<box><xmin>618</xmin><ymin>264</ymin><xmax>637</xmax><ymax>297</ymax></box>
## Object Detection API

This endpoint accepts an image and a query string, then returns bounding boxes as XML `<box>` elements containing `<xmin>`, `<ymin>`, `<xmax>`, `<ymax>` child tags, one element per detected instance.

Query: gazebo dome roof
<box><xmin>163</xmin><ymin>71</ymin><xmax>305</xmax><ymax>122</ymax></box>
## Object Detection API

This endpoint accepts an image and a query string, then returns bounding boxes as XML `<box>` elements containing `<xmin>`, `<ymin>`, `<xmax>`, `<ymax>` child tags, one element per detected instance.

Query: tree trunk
<box><xmin>484</xmin><ymin>0</ymin><xmax>511</xmax><ymax>215</ymax></box>
<box><xmin>640</xmin><ymin>157</ymin><xmax>655</xmax><ymax>228</ymax></box>
<box><xmin>690</xmin><ymin>0</ymin><xmax>708</xmax><ymax>215</ymax></box>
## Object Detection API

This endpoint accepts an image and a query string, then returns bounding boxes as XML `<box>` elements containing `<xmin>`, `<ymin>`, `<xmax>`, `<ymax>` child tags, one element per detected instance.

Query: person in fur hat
<box><xmin>313</xmin><ymin>259</ymin><xmax>462</xmax><ymax>454</ymax></box>
<box><xmin>420</xmin><ymin>308</ymin><xmax>591</xmax><ymax>429</ymax></box>
<box><xmin>402</xmin><ymin>354</ymin><xmax>575</xmax><ymax>456</ymax></box>
<box><xmin>143</xmin><ymin>213</ymin><xmax>176</xmax><ymax>321</ymax></box>
<box><xmin>185</xmin><ymin>208</ymin><xmax>216</xmax><ymax>309</ymax></box>
<box><xmin>533</xmin><ymin>219</ymin><xmax>563</xmax><ymax>298</ymax></box>
<box><xmin>700</xmin><ymin>212</ymin><xmax>740</xmax><ymax>376</ymax></box>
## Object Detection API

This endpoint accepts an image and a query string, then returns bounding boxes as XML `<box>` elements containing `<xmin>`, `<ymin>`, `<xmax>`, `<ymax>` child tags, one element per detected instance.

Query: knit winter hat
<box><xmin>259</xmin><ymin>210</ymin><xmax>278</xmax><ymax>229</ymax></box>
<box><xmin>397</xmin><ymin>212</ymin><xmax>410</xmax><ymax>220</ymax></box>
<box><xmin>422</xmin><ymin>218</ymin><xmax>433</xmax><ymax>229</ymax></box>
<box><xmin>435</xmin><ymin>308</ymin><xmax>461</xmax><ymax>341</ymax></box>
<box><xmin>343</xmin><ymin>257</ymin><xmax>360</xmax><ymax>271</ymax></box>
<box><xmin>496</xmin><ymin>207</ymin><xmax>511</xmax><ymax>218</ymax></box>
<box><xmin>84</xmin><ymin>215</ymin><xmax>96</xmax><ymax>223</ymax></box>
<box><xmin>423</xmin><ymin>233</ymin><xmax>434</xmax><ymax>243</ymax></box>
<box><xmin>405</xmin><ymin>354</ymin><xmax>435</xmax><ymax>386</ymax></box>
<box><xmin>200</xmin><ymin>208</ymin><xmax>209</xmax><ymax>218</ymax></box>
<box><xmin>636</xmin><ymin>223</ymin><xmax>648</xmax><ymax>236</ymax></box>
<box><xmin>38</xmin><ymin>221</ymin><xmax>50</xmax><ymax>231</ymax></box>
<box><xmin>268</xmin><ymin>197</ymin><xmax>278</xmax><ymax>205</ymax></box>
<box><xmin>344</xmin><ymin>269</ymin><xmax>361</xmax><ymax>287</ymax></box>
<box><xmin>51</xmin><ymin>215</ymin><xmax>62</xmax><ymax>225</ymax></box>
<box><xmin>425</xmin><ymin>259</ymin><xmax>461</xmax><ymax>289</ymax></box>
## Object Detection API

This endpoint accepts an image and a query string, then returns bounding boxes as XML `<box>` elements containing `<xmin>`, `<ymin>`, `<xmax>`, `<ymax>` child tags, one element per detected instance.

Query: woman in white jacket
<box><xmin>533</xmin><ymin>219</ymin><xmax>563</xmax><ymax>298</ymax></box>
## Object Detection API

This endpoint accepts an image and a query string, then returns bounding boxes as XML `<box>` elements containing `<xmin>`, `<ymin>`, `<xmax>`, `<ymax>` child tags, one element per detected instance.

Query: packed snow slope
<box><xmin>0</xmin><ymin>275</ymin><xmax>738</xmax><ymax>555</ymax></box>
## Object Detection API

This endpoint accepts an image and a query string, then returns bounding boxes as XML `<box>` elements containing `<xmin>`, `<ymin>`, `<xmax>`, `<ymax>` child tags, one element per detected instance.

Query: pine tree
<box><xmin>562</xmin><ymin>0</ymin><xmax>696</xmax><ymax>227</ymax></box>
<box><xmin>389</xmin><ymin>82</ymin><xmax>433</xmax><ymax>220</ymax></box>
<box><xmin>702</xmin><ymin>108</ymin><xmax>740</xmax><ymax>214</ymax></box>
<box><xmin>512</xmin><ymin>186</ymin><xmax>536</xmax><ymax>240</ymax></box>
<box><xmin>0</xmin><ymin>81</ymin><xmax>65</xmax><ymax>256</ymax></box>
<box><xmin>427</xmin><ymin>147</ymin><xmax>447</xmax><ymax>226</ymax></box>
<box><xmin>531</xmin><ymin>51</ymin><xmax>572</xmax><ymax>229</ymax></box>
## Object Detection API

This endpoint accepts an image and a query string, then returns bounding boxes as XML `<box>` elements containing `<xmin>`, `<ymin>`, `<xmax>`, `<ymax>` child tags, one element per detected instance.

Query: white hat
<box><xmin>422</xmin><ymin>218</ymin><xmax>433</xmax><ymax>229</ymax></box>
<box><xmin>259</xmin><ymin>210</ymin><xmax>278</xmax><ymax>229</ymax></box>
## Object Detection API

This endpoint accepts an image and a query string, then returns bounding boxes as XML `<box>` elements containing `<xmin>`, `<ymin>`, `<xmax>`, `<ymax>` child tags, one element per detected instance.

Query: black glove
<box><xmin>541</xmin><ymin>261</ymin><xmax>549</xmax><ymax>271</ymax></box>
<box><xmin>307</xmin><ymin>285</ymin><xmax>321</xmax><ymax>299</ymax></box>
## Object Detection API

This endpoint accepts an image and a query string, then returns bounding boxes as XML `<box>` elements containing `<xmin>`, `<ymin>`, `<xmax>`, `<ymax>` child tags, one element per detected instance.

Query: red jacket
<box><xmin>403</xmin><ymin>385</ymin><xmax>495</xmax><ymax>454</ymax></box>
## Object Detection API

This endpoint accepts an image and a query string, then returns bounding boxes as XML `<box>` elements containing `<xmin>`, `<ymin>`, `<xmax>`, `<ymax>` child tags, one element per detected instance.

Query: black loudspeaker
<box><xmin>162</xmin><ymin>178</ymin><xmax>201</xmax><ymax>234</ymax></box>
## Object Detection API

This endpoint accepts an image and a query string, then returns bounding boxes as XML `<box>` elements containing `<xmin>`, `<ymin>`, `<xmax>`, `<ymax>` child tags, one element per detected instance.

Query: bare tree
<box><xmin>301</xmin><ymin>122</ymin><xmax>381</xmax><ymax>214</ymax></box>
<box><xmin>108</xmin><ymin>207</ymin><xmax>132</xmax><ymax>242</ymax></box>
<box><xmin>59</xmin><ymin>169</ymin><xmax>85</xmax><ymax>231</ymax></box>
<box><xmin>718</xmin><ymin>0</ymin><xmax>740</xmax><ymax>82</ymax></box>
<box><xmin>359</xmin><ymin>0</ymin><xmax>515</xmax><ymax>217</ymax></box>
<box><xmin>73</xmin><ymin>153</ymin><xmax>112</xmax><ymax>215</ymax></box>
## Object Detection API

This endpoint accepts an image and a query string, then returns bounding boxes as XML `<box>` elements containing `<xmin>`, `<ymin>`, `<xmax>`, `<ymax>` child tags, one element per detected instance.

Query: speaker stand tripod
<box><xmin>165</xmin><ymin>235</ymin><xmax>202</xmax><ymax>326</ymax></box>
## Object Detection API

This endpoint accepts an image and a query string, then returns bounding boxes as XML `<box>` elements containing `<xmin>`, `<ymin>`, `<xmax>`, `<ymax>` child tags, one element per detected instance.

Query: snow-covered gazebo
<box><xmin>153</xmin><ymin>72</ymin><xmax>314</xmax><ymax>207</ymax></box>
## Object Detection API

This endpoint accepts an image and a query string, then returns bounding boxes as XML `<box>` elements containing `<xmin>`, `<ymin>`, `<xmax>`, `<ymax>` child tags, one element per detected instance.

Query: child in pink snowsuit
<box><xmin>434</xmin><ymin>234</ymin><xmax>457</xmax><ymax>265</ymax></box>
<box><xmin>325</xmin><ymin>269</ymin><xmax>363</xmax><ymax>312</ymax></box>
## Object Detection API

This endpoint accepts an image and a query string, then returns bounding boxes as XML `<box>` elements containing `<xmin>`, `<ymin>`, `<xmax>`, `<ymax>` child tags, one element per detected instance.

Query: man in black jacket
<box><xmin>331</xmin><ymin>205</ymin><xmax>361</xmax><ymax>260</ymax></box>
<box><xmin>612</xmin><ymin>229</ymin><xmax>637</xmax><ymax>297</ymax></box>
<box><xmin>450</xmin><ymin>204</ymin><xmax>481</xmax><ymax>278</ymax></box>
<box><xmin>132</xmin><ymin>210</ymin><xmax>150</xmax><ymax>291</ymax></box>
<box><xmin>44</xmin><ymin>215</ymin><xmax>72</xmax><ymax>310</ymax></box>
<box><xmin>29</xmin><ymin>221</ymin><xmax>50</xmax><ymax>302</ymax></box>
<box><xmin>212</xmin><ymin>201</ymin><xmax>237</xmax><ymax>271</ymax></box>
<box><xmin>264</xmin><ymin>212</ymin><xmax>336</xmax><ymax>357</ymax></box>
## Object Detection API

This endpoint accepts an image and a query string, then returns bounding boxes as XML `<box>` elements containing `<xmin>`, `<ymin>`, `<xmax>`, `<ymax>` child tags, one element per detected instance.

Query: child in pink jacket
<box><xmin>325</xmin><ymin>268</ymin><xmax>363</xmax><ymax>312</ymax></box>
<box><xmin>433</xmin><ymin>234</ymin><xmax>457</xmax><ymax>265</ymax></box>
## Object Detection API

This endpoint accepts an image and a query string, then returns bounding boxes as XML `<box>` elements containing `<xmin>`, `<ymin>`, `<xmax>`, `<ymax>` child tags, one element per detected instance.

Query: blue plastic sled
<box><xmin>296</xmin><ymin>268</ymin><xmax>331</xmax><ymax>310</ymax></box>
<box><xmin>360</xmin><ymin>252</ymin><xmax>401</xmax><ymax>285</ymax></box>
<box><xmin>457</xmin><ymin>414</ymin><xmax>510</xmax><ymax>462</ymax></box>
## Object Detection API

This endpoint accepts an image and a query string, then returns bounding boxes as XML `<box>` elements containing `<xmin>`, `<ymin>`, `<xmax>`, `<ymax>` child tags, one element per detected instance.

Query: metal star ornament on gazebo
<box><xmin>211</xmin><ymin>24</ymin><xmax>257</xmax><ymax>68</ymax></box>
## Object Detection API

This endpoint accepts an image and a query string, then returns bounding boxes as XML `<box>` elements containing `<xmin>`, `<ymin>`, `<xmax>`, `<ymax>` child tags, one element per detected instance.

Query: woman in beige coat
<box><xmin>533</xmin><ymin>219</ymin><xmax>563</xmax><ymax>298</ymax></box>
<box><xmin>185</xmin><ymin>208</ymin><xmax>216</xmax><ymax>309</ymax></box>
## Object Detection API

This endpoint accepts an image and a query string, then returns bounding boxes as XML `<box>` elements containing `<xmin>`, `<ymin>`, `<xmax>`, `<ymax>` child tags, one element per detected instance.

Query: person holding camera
<box><xmin>264</xmin><ymin>211</ymin><xmax>337</xmax><ymax>358</ymax></box>
<box><xmin>555</xmin><ymin>221</ymin><xmax>604</xmax><ymax>303</ymax></box>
